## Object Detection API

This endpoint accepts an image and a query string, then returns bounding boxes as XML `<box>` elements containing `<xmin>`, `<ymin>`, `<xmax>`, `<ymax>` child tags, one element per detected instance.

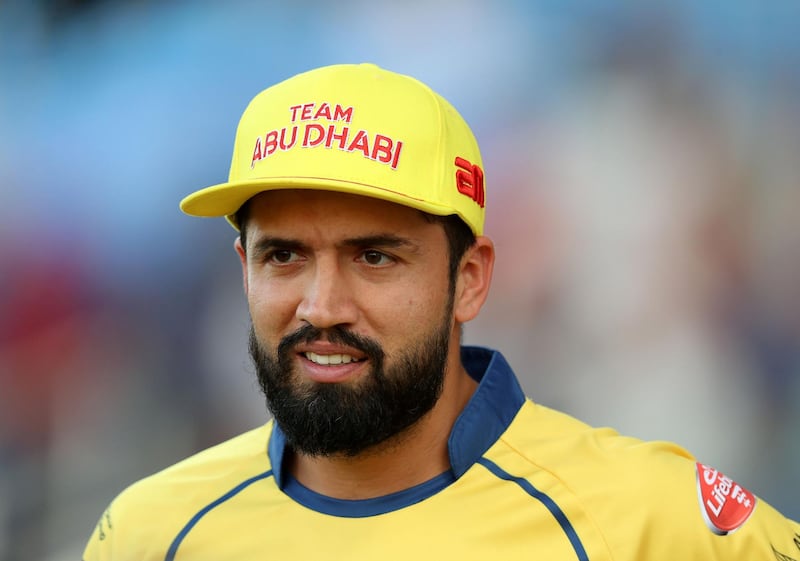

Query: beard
<box><xmin>249</xmin><ymin>307</ymin><xmax>453</xmax><ymax>458</ymax></box>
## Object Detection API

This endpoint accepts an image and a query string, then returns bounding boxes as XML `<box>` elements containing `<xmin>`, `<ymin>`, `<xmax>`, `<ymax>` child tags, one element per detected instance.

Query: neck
<box><xmin>287</xmin><ymin>356</ymin><xmax>477</xmax><ymax>500</ymax></box>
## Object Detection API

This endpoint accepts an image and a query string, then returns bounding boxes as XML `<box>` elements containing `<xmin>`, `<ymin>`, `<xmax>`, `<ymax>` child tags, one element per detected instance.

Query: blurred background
<box><xmin>1</xmin><ymin>0</ymin><xmax>799</xmax><ymax>558</ymax></box>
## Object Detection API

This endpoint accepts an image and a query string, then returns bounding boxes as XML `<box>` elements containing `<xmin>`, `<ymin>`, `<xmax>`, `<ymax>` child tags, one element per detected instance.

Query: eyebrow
<box><xmin>248</xmin><ymin>233</ymin><xmax>420</xmax><ymax>259</ymax></box>
<box><xmin>340</xmin><ymin>234</ymin><xmax>420</xmax><ymax>252</ymax></box>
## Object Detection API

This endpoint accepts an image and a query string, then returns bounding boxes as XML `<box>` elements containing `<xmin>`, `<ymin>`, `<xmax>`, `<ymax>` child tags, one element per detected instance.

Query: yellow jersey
<box><xmin>84</xmin><ymin>347</ymin><xmax>800</xmax><ymax>560</ymax></box>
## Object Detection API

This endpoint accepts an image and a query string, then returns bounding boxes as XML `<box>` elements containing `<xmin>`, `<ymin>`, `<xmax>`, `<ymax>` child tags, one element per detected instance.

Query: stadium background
<box><xmin>1</xmin><ymin>1</ymin><xmax>799</xmax><ymax>558</ymax></box>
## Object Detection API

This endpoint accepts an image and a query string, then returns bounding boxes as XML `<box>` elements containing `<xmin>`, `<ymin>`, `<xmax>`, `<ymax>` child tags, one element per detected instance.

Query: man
<box><xmin>84</xmin><ymin>63</ymin><xmax>799</xmax><ymax>560</ymax></box>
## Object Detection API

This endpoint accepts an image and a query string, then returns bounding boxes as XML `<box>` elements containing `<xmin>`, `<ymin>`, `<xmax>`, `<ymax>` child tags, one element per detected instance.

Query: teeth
<box><xmin>305</xmin><ymin>352</ymin><xmax>357</xmax><ymax>365</ymax></box>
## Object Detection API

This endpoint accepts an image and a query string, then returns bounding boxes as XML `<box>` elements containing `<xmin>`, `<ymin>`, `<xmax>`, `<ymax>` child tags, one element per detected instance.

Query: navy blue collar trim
<box><xmin>283</xmin><ymin>469</ymin><xmax>456</xmax><ymax>518</ymax></box>
<box><xmin>448</xmin><ymin>346</ymin><xmax>526</xmax><ymax>477</ymax></box>
<box><xmin>267</xmin><ymin>346</ymin><xmax>526</xmax><ymax>510</ymax></box>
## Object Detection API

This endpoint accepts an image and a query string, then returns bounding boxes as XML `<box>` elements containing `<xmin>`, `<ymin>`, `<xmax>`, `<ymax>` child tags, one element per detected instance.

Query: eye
<box><xmin>360</xmin><ymin>250</ymin><xmax>394</xmax><ymax>266</ymax></box>
<box><xmin>267</xmin><ymin>249</ymin><xmax>299</xmax><ymax>264</ymax></box>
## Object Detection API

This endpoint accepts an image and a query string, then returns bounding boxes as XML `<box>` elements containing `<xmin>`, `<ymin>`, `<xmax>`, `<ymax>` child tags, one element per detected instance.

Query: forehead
<box><xmin>244</xmin><ymin>189</ymin><xmax>442</xmax><ymax>239</ymax></box>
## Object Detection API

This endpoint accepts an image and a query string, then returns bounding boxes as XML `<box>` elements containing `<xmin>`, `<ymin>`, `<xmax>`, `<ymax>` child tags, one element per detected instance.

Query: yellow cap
<box><xmin>180</xmin><ymin>63</ymin><xmax>486</xmax><ymax>234</ymax></box>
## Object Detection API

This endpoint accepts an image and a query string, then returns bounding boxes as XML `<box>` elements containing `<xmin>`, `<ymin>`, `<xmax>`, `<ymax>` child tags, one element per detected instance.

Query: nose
<box><xmin>295</xmin><ymin>258</ymin><xmax>359</xmax><ymax>329</ymax></box>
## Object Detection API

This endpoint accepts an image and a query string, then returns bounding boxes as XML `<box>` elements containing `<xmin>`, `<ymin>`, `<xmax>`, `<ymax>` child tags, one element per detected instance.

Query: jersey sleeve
<box><xmin>689</xmin><ymin>461</ymin><xmax>800</xmax><ymax>559</ymax></box>
<box><xmin>81</xmin><ymin>482</ymin><xmax>189</xmax><ymax>561</ymax></box>
<box><xmin>595</xmin><ymin>445</ymin><xmax>800</xmax><ymax>559</ymax></box>
<box><xmin>82</xmin><ymin>502</ymin><xmax>117</xmax><ymax>561</ymax></box>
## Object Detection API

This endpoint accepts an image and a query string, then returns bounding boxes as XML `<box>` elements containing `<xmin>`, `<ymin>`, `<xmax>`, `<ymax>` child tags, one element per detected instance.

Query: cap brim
<box><xmin>180</xmin><ymin>177</ymin><xmax>457</xmax><ymax>231</ymax></box>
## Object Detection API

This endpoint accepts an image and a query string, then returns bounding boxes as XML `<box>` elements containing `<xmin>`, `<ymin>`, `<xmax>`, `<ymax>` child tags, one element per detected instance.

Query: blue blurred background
<box><xmin>1</xmin><ymin>1</ymin><xmax>799</xmax><ymax>558</ymax></box>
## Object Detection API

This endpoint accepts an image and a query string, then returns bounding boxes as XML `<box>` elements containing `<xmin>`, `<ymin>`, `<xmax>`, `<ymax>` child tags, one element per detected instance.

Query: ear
<box><xmin>453</xmin><ymin>236</ymin><xmax>495</xmax><ymax>324</ymax></box>
<box><xmin>234</xmin><ymin>236</ymin><xmax>249</xmax><ymax>296</ymax></box>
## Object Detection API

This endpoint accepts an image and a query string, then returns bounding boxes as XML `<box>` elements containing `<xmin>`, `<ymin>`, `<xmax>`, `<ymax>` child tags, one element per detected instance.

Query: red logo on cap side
<box><xmin>455</xmin><ymin>157</ymin><xmax>485</xmax><ymax>208</ymax></box>
<box><xmin>695</xmin><ymin>462</ymin><xmax>756</xmax><ymax>535</ymax></box>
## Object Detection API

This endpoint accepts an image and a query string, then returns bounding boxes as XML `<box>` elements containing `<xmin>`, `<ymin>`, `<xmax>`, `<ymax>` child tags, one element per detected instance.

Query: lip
<box><xmin>297</xmin><ymin>353</ymin><xmax>368</xmax><ymax>383</ymax></box>
<box><xmin>294</xmin><ymin>342</ymin><xmax>368</xmax><ymax>384</ymax></box>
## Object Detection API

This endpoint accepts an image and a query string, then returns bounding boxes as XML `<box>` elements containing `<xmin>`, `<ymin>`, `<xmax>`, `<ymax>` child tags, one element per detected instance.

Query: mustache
<box><xmin>277</xmin><ymin>324</ymin><xmax>384</xmax><ymax>362</ymax></box>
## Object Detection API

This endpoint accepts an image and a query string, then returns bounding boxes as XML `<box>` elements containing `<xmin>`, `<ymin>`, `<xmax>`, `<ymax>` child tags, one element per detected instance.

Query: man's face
<box><xmin>237</xmin><ymin>190</ymin><xmax>458</xmax><ymax>457</ymax></box>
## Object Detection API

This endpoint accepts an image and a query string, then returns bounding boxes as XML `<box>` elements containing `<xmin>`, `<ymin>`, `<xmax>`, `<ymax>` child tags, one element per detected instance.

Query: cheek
<box><xmin>378</xmin><ymin>281</ymin><xmax>449</xmax><ymax>329</ymax></box>
<box><xmin>246</xmin><ymin>280</ymin><xmax>297</xmax><ymax>333</ymax></box>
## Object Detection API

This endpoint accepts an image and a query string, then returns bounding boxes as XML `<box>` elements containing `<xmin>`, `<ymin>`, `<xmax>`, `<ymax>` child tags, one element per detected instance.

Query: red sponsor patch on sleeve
<box><xmin>696</xmin><ymin>462</ymin><xmax>757</xmax><ymax>535</ymax></box>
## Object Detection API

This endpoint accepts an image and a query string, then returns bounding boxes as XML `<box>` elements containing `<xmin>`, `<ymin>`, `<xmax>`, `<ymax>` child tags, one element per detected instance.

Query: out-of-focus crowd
<box><xmin>1</xmin><ymin>1</ymin><xmax>798</xmax><ymax>558</ymax></box>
